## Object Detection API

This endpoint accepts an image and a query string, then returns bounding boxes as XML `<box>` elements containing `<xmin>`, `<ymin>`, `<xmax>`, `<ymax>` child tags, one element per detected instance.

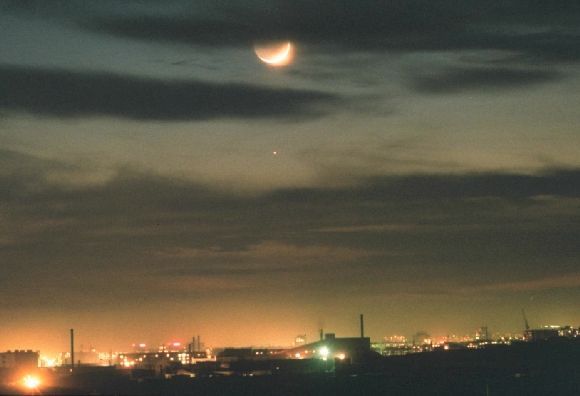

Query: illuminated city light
<box><xmin>319</xmin><ymin>346</ymin><xmax>329</xmax><ymax>359</ymax></box>
<box><xmin>40</xmin><ymin>356</ymin><xmax>57</xmax><ymax>367</ymax></box>
<box><xmin>336</xmin><ymin>353</ymin><xmax>346</xmax><ymax>360</ymax></box>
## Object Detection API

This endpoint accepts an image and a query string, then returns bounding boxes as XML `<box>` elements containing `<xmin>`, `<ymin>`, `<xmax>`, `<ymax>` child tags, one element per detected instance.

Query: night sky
<box><xmin>1</xmin><ymin>1</ymin><xmax>579</xmax><ymax>354</ymax></box>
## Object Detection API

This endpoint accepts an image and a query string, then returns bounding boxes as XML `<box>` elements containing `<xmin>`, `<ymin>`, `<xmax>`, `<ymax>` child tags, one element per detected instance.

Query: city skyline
<box><xmin>1</xmin><ymin>1</ymin><xmax>579</xmax><ymax>355</ymax></box>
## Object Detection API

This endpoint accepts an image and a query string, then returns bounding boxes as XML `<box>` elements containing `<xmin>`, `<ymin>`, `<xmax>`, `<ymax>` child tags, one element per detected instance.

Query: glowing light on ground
<box><xmin>22</xmin><ymin>375</ymin><xmax>41</xmax><ymax>389</ymax></box>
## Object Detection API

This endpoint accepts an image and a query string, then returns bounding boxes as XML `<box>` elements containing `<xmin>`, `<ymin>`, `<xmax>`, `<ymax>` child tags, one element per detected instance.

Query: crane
<box><xmin>521</xmin><ymin>308</ymin><xmax>530</xmax><ymax>331</ymax></box>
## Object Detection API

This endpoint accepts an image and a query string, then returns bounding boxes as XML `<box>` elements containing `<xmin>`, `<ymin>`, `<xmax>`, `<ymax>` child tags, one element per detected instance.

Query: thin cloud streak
<box><xmin>410</xmin><ymin>66</ymin><xmax>562</xmax><ymax>94</ymax></box>
<box><xmin>461</xmin><ymin>273</ymin><xmax>580</xmax><ymax>293</ymax></box>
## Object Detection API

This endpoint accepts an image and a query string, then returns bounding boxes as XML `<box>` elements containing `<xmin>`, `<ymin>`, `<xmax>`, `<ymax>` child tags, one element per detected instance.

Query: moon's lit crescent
<box><xmin>254</xmin><ymin>41</ymin><xmax>294</xmax><ymax>67</ymax></box>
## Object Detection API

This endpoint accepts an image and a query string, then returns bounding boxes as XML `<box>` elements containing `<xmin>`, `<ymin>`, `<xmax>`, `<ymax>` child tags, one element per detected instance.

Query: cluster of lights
<box><xmin>385</xmin><ymin>335</ymin><xmax>408</xmax><ymax>344</ymax></box>
<box><xmin>291</xmin><ymin>350</ymin><xmax>314</xmax><ymax>359</ymax></box>
<box><xmin>254</xmin><ymin>350</ymin><xmax>278</xmax><ymax>356</ymax></box>
<box><xmin>40</xmin><ymin>356</ymin><xmax>57</xmax><ymax>367</ymax></box>
<box><xmin>157</xmin><ymin>341</ymin><xmax>185</xmax><ymax>353</ymax></box>
<box><xmin>119</xmin><ymin>351</ymin><xmax>193</xmax><ymax>367</ymax></box>
<box><xmin>119</xmin><ymin>354</ymin><xmax>135</xmax><ymax>367</ymax></box>
<box><xmin>316</xmin><ymin>346</ymin><xmax>346</xmax><ymax>361</ymax></box>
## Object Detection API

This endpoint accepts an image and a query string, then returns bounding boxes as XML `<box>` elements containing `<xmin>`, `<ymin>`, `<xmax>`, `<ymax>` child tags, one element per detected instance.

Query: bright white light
<box><xmin>22</xmin><ymin>375</ymin><xmax>40</xmax><ymax>389</ymax></box>
<box><xmin>319</xmin><ymin>346</ymin><xmax>329</xmax><ymax>358</ymax></box>
<box><xmin>337</xmin><ymin>353</ymin><xmax>346</xmax><ymax>360</ymax></box>
<box><xmin>41</xmin><ymin>357</ymin><xmax>56</xmax><ymax>367</ymax></box>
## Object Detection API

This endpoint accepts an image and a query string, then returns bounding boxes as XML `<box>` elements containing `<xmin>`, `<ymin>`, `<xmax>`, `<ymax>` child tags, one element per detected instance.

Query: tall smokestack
<box><xmin>360</xmin><ymin>314</ymin><xmax>364</xmax><ymax>338</ymax></box>
<box><xmin>70</xmin><ymin>328</ymin><xmax>75</xmax><ymax>369</ymax></box>
<box><xmin>319</xmin><ymin>328</ymin><xmax>323</xmax><ymax>341</ymax></box>
<box><xmin>197</xmin><ymin>335</ymin><xmax>201</xmax><ymax>351</ymax></box>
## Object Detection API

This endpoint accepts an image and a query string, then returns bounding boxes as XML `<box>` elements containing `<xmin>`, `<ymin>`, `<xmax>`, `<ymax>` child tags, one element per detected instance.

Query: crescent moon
<box><xmin>254</xmin><ymin>41</ymin><xmax>294</xmax><ymax>67</ymax></box>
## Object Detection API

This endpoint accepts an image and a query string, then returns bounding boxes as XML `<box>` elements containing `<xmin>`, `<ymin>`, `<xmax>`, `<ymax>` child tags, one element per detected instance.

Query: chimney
<box><xmin>319</xmin><ymin>328</ymin><xmax>324</xmax><ymax>341</ymax></box>
<box><xmin>70</xmin><ymin>328</ymin><xmax>75</xmax><ymax>369</ymax></box>
<box><xmin>360</xmin><ymin>314</ymin><xmax>364</xmax><ymax>338</ymax></box>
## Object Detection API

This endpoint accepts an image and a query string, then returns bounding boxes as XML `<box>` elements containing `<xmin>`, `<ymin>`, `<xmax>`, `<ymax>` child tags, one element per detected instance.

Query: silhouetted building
<box><xmin>0</xmin><ymin>350</ymin><xmax>39</xmax><ymax>370</ymax></box>
<box><xmin>216</xmin><ymin>348</ymin><xmax>286</xmax><ymax>362</ymax></box>
<box><xmin>284</xmin><ymin>333</ymin><xmax>372</xmax><ymax>364</ymax></box>
<box><xmin>558</xmin><ymin>326</ymin><xmax>580</xmax><ymax>338</ymax></box>
<box><xmin>524</xmin><ymin>328</ymin><xmax>559</xmax><ymax>341</ymax></box>
<box><xmin>372</xmin><ymin>340</ymin><xmax>415</xmax><ymax>357</ymax></box>
<box><xmin>117</xmin><ymin>351</ymin><xmax>213</xmax><ymax>376</ymax></box>
<box><xmin>475</xmin><ymin>326</ymin><xmax>490</xmax><ymax>341</ymax></box>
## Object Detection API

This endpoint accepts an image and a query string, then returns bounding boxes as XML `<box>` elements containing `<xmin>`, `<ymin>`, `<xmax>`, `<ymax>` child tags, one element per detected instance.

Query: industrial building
<box><xmin>118</xmin><ymin>350</ymin><xmax>213</xmax><ymax>374</ymax></box>
<box><xmin>0</xmin><ymin>350</ymin><xmax>39</xmax><ymax>370</ymax></box>
<box><xmin>216</xmin><ymin>348</ymin><xmax>286</xmax><ymax>362</ymax></box>
<box><xmin>283</xmin><ymin>333</ymin><xmax>373</xmax><ymax>364</ymax></box>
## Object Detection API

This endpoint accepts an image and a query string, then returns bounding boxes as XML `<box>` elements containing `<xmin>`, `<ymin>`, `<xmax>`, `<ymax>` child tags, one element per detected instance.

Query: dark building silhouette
<box><xmin>283</xmin><ymin>333</ymin><xmax>373</xmax><ymax>364</ymax></box>
<box><xmin>0</xmin><ymin>350</ymin><xmax>39</xmax><ymax>370</ymax></box>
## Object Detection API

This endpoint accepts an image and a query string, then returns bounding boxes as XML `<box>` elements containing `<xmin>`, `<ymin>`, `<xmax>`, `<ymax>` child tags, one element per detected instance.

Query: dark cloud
<box><xmin>4</xmin><ymin>0</ymin><xmax>580</xmax><ymax>64</ymax></box>
<box><xmin>2</xmin><ymin>149</ymin><xmax>580</xmax><ymax>290</ymax></box>
<box><xmin>90</xmin><ymin>17</ymin><xmax>259</xmax><ymax>47</ymax></box>
<box><xmin>267</xmin><ymin>170</ymin><xmax>580</xmax><ymax>204</ymax></box>
<box><xmin>77</xmin><ymin>1</ymin><xmax>580</xmax><ymax>61</ymax></box>
<box><xmin>409</xmin><ymin>66</ymin><xmax>561</xmax><ymax>94</ymax></box>
<box><xmin>85</xmin><ymin>3</ymin><xmax>465</xmax><ymax>48</ymax></box>
<box><xmin>0</xmin><ymin>65</ymin><xmax>341</xmax><ymax>121</ymax></box>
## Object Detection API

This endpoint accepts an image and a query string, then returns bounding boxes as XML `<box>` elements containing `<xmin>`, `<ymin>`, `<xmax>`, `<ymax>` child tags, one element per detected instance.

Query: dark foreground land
<box><xmin>1</xmin><ymin>339</ymin><xmax>579</xmax><ymax>395</ymax></box>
